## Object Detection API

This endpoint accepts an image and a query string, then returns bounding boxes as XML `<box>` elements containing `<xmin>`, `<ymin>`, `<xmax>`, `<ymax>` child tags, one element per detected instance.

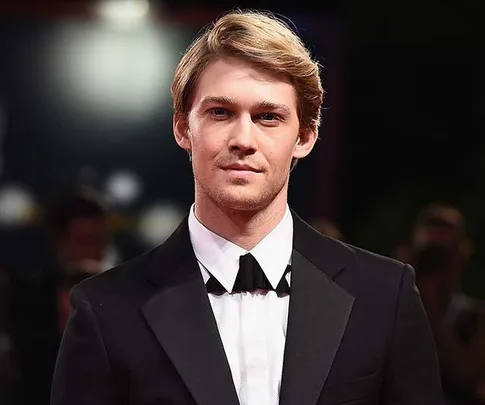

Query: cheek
<box><xmin>193</xmin><ymin>134</ymin><xmax>226</xmax><ymax>161</ymax></box>
<box><xmin>193</xmin><ymin>143</ymin><xmax>217</xmax><ymax>165</ymax></box>
<box><xmin>192</xmin><ymin>141</ymin><xmax>218</xmax><ymax>176</ymax></box>
<box><xmin>265</xmin><ymin>141</ymin><xmax>296</xmax><ymax>170</ymax></box>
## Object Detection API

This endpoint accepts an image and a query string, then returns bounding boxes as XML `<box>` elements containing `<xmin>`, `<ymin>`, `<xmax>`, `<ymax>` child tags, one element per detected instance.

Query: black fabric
<box><xmin>205</xmin><ymin>253</ymin><xmax>290</xmax><ymax>294</ymax></box>
<box><xmin>50</xmin><ymin>211</ymin><xmax>444</xmax><ymax>405</ymax></box>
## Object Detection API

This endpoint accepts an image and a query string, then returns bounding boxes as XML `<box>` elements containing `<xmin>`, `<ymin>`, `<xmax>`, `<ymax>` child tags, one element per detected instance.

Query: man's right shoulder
<box><xmin>72</xmin><ymin>216</ymin><xmax>190</xmax><ymax>305</ymax></box>
<box><xmin>71</xmin><ymin>247</ymin><xmax>158</xmax><ymax>306</ymax></box>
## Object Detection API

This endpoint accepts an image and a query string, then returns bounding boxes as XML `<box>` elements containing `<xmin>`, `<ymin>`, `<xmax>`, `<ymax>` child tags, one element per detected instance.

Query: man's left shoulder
<box><xmin>318</xmin><ymin>236</ymin><xmax>412</xmax><ymax>300</ymax></box>
<box><xmin>344</xmin><ymin>241</ymin><xmax>409</xmax><ymax>275</ymax></box>
<box><xmin>293</xmin><ymin>211</ymin><xmax>407</xmax><ymax>278</ymax></box>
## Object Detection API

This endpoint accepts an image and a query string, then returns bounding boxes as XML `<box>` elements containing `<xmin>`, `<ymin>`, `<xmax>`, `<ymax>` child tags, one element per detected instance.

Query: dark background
<box><xmin>0</xmin><ymin>0</ymin><xmax>484</xmax><ymax>296</ymax></box>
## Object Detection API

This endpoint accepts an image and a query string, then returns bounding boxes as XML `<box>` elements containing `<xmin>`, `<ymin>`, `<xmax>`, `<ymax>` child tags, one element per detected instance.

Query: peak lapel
<box><xmin>280</xmin><ymin>213</ymin><xmax>355</xmax><ymax>405</ymax></box>
<box><xmin>141</xmin><ymin>220</ymin><xmax>239</xmax><ymax>405</ymax></box>
<box><xmin>279</xmin><ymin>250</ymin><xmax>354</xmax><ymax>405</ymax></box>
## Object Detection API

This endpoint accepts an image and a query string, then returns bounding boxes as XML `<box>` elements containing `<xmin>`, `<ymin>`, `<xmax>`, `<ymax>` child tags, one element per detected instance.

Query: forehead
<box><xmin>191</xmin><ymin>58</ymin><xmax>297</xmax><ymax>111</ymax></box>
<box><xmin>414</xmin><ymin>225</ymin><xmax>462</xmax><ymax>246</ymax></box>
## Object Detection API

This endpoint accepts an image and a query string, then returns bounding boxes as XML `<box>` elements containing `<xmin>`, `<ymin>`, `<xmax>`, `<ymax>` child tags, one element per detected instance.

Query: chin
<box><xmin>213</xmin><ymin>186</ymin><xmax>270</xmax><ymax>212</ymax></box>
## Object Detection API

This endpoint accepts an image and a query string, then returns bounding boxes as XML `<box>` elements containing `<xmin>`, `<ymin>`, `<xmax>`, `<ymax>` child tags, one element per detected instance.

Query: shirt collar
<box><xmin>188</xmin><ymin>204</ymin><xmax>293</xmax><ymax>293</ymax></box>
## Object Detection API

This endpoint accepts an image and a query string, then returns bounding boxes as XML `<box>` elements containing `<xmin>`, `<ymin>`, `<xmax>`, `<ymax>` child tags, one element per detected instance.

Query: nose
<box><xmin>227</xmin><ymin>114</ymin><xmax>257</xmax><ymax>154</ymax></box>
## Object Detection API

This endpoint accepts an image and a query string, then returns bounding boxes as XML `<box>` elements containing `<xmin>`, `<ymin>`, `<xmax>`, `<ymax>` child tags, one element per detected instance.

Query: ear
<box><xmin>293</xmin><ymin>127</ymin><xmax>318</xmax><ymax>159</ymax></box>
<box><xmin>173</xmin><ymin>113</ymin><xmax>192</xmax><ymax>152</ymax></box>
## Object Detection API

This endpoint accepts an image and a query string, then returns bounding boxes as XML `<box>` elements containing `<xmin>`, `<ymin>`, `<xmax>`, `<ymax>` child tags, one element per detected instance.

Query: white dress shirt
<box><xmin>188</xmin><ymin>205</ymin><xmax>293</xmax><ymax>405</ymax></box>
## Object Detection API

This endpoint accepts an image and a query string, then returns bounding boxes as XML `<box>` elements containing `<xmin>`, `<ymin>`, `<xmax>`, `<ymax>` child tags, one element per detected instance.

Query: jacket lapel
<box><xmin>141</xmin><ymin>219</ymin><xmax>239</xmax><ymax>405</ymax></box>
<box><xmin>279</xmin><ymin>212</ymin><xmax>355</xmax><ymax>405</ymax></box>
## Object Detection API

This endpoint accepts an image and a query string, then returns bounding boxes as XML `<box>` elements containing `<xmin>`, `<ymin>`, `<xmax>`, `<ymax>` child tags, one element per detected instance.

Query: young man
<box><xmin>51</xmin><ymin>10</ymin><xmax>443</xmax><ymax>405</ymax></box>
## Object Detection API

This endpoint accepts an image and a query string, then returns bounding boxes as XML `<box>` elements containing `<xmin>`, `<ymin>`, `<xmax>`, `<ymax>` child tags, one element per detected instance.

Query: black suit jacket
<box><xmin>51</xmin><ymin>211</ymin><xmax>443</xmax><ymax>405</ymax></box>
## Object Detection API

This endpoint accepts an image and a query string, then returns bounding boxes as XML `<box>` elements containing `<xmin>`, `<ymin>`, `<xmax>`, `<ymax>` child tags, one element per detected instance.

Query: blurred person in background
<box><xmin>44</xmin><ymin>188</ymin><xmax>110</xmax><ymax>330</ymax></box>
<box><xmin>51</xmin><ymin>9</ymin><xmax>442</xmax><ymax>405</ymax></box>
<box><xmin>409</xmin><ymin>203</ymin><xmax>485</xmax><ymax>404</ymax></box>
<box><xmin>411</xmin><ymin>203</ymin><xmax>470</xmax><ymax>318</ymax></box>
<box><xmin>9</xmin><ymin>188</ymin><xmax>110</xmax><ymax>405</ymax></box>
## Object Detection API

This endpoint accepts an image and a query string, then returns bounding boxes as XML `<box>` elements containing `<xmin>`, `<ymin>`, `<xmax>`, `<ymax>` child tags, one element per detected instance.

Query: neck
<box><xmin>194</xmin><ymin>190</ymin><xmax>288</xmax><ymax>251</ymax></box>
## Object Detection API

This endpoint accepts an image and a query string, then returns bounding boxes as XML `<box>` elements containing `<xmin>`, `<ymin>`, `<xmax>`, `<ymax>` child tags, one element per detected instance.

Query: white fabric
<box><xmin>188</xmin><ymin>205</ymin><xmax>293</xmax><ymax>405</ymax></box>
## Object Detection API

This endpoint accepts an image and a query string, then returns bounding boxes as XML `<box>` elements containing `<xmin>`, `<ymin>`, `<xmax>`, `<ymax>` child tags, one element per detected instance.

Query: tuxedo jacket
<box><xmin>50</xmin><ymin>211</ymin><xmax>443</xmax><ymax>405</ymax></box>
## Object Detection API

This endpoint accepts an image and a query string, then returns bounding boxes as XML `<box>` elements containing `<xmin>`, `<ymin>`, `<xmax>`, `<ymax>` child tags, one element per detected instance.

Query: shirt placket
<box><xmin>241</xmin><ymin>293</ymin><xmax>269</xmax><ymax>405</ymax></box>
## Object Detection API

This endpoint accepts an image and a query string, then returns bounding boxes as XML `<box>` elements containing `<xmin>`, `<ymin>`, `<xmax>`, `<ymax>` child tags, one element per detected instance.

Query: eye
<box><xmin>256</xmin><ymin>112</ymin><xmax>283</xmax><ymax>125</ymax></box>
<box><xmin>258</xmin><ymin>112</ymin><xmax>280</xmax><ymax>121</ymax></box>
<box><xmin>208</xmin><ymin>107</ymin><xmax>231</xmax><ymax>119</ymax></box>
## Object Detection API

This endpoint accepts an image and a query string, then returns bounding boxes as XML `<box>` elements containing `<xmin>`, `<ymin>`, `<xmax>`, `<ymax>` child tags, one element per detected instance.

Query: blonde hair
<box><xmin>171</xmin><ymin>9</ymin><xmax>324</xmax><ymax>135</ymax></box>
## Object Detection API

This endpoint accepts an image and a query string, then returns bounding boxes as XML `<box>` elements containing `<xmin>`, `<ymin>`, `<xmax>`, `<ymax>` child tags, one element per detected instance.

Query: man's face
<box><xmin>174</xmin><ymin>58</ymin><xmax>317</xmax><ymax>211</ymax></box>
<box><xmin>413</xmin><ymin>225</ymin><xmax>466</xmax><ymax>286</ymax></box>
<box><xmin>57</xmin><ymin>216</ymin><xmax>108</xmax><ymax>266</ymax></box>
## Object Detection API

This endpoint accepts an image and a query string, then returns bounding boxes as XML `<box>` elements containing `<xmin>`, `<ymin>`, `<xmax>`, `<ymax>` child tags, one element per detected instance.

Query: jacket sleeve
<box><xmin>50</xmin><ymin>285</ymin><xmax>118</xmax><ymax>405</ymax></box>
<box><xmin>381</xmin><ymin>264</ymin><xmax>444</xmax><ymax>404</ymax></box>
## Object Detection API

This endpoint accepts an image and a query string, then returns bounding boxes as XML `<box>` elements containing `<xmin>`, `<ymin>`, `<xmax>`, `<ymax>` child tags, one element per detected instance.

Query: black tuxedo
<box><xmin>51</xmin><ymin>211</ymin><xmax>443</xmax><ymax>405</ymax></box>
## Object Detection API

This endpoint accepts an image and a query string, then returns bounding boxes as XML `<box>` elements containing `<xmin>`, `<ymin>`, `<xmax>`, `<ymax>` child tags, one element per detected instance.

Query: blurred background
<box><xmin>0</xmin><ymin>0</ymin><xmax>484</xmax><ymax>404</ymax></box>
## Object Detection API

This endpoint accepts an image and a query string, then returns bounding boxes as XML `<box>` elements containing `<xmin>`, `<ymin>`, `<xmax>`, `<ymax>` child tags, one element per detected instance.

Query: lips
<box><xmin>222</xmin><ymin>163</ymin><xmax>262</xmax><ymax>172</ymax></box>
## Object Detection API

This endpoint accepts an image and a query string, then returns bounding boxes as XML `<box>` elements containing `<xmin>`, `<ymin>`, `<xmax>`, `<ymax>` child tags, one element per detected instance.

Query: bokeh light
<box><xmin>0</xmin><ymin>183</ymin><xmax>37</xmax><ymax>227</ymax></box>
<box><xmin>137</xmin><ymin>202</ymin><xmax>184</xmax><ymax>247</ymax></box>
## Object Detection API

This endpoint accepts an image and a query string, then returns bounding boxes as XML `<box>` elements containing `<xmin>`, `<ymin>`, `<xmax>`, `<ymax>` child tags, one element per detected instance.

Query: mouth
<box><xmin>221</xmin><ymin>164</ymin><xmax>262</xmax><ymax>173</ymax></box>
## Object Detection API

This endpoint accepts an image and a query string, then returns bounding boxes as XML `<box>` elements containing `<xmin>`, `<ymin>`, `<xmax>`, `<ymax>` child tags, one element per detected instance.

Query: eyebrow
<box><xmin>199</xmin><ymin>96</ymin><xmax>292</xmax><ymax>116</ymax></box>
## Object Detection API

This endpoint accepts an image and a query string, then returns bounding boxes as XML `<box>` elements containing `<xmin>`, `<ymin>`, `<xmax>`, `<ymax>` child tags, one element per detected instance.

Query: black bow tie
<box><xmin>206</xmin><ymin>253</ymin><xmax>290</xmax><ymax>295</ymax></box>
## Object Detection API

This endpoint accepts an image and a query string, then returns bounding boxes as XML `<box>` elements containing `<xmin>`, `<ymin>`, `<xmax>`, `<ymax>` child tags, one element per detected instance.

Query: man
<box><xmin>410</xmin><ymin>203</ymin><xmax>471</xmax><ymax>323</ymax></box>
<box><xmin>409</xmin><ymin>203</ymin><xmax>485</xmax><ymax>404</ymax></box>
<box><xmin>45</xmin><ymin>189</ymin><xmax>111</xmax><ymax>331</ymax></box>
<box><xmin>10</xmin><ymin>189</ymin><xmax>109</xmax><ymax>405</ymax></box>
<box><xmin>51</xmin><ymin>10</ymin><xmax>443</xmax><ymax>405</ymax></box>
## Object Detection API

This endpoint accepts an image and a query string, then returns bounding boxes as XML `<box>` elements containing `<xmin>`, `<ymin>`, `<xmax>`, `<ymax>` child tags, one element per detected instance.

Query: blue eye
<box><xmin>258</xmin><ymin>112</ymin><xmax>281</xmax><ymax>122</ymax></box>
<box><xmin>208</xmin><ymin>107</ymin><xmax>231</xmax><ymax>118</ymax></box>
<box><xmin>260</xmin><ymin>113</ymin><xmax>278</xmax><ymax>121</ymax></box>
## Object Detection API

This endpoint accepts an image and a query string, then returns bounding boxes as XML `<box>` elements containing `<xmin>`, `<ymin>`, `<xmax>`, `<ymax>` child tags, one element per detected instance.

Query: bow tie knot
<box><xmin>206</xmin><ymin>253</ymin><xmax>290</xmax><ymax>295</ymax></box>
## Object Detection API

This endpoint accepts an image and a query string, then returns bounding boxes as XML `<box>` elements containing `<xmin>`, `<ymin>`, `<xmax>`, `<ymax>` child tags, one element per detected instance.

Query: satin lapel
<box><xmin>142</xmin><ymin>219</ymin><xmax>239</xmax><ymax>405</ymax></box>
<box><xmin>279</xmin><ymin>212</ymin><xmax>355</xmax><ymax>405</ymax></box>
<box><xmin>279</xmin><ymin>250</ymin><xmax>354</xmax><ymax>405</ymax></box>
